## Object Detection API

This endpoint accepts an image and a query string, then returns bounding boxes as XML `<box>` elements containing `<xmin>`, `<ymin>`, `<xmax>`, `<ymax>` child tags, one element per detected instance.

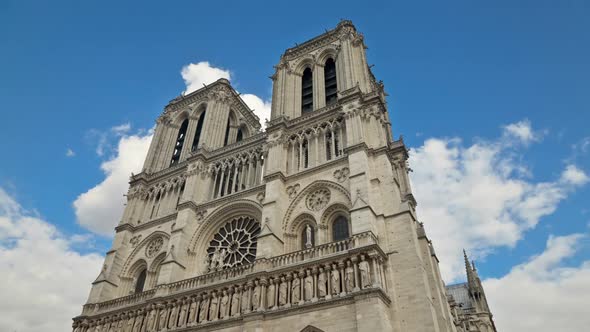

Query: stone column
<box><xmin>338</xmin><ymin>262</ymin><xmax>346</xmax><ymax>296</ymax></box>
<box><xmin>311</xmin><ymin>266</ymin><xmax>318</xmax><ymax>302</ymax></box>
<box><xmin>352</xmin><ymin>256</ymin><xmax>360</xmax><ymax>292</ymax></box>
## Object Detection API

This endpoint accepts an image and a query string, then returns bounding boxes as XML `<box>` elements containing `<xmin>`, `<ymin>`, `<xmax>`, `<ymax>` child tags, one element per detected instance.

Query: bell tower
<box><xmin>73</xmin><ymin>21</ymin><xmax>494</xmax><ymax>332</ymax></box>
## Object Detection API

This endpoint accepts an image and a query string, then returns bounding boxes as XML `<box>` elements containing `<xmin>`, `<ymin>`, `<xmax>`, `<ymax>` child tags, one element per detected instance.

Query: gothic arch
<box><xmin>188</xmin><ymin>199</ymin><xmax>262</xmax><ymax>253</ymax></box>
<box><xmin>170</xmin><ymin>109</ymin><xmax>191</xmax><ymax>127</ymax></box>
<box><xmin>147</xmin><ymin>251</ymin><xmax>167</xmax><ymax>289</ymax></box>
<box><xmin>120</xmin><ymin>231</ymin><xmax>170</xmax><ymax>277</ymax></box>
<box><xmin>190</xmin><ymin>102</ymin><xmax>207</xmax><ymax>118</ymax></box>
<box><xmin>294</xmin><ymin>56</ymin><xmax>315</xmax><ymax>76</ymax></box>
<box><xmin>282</xmin><ymin>180</ymin><xmax>351</xmax><ymax>233</ymax></box>
<box><xmin>301</xmin><ymin>326</ymin><xmax>325</xmax><ymax>332</ymax></box>
<box><xmin>317</xmin><ymin>46</ymin><xmax>339</xmax><ymax>64</ymax></box>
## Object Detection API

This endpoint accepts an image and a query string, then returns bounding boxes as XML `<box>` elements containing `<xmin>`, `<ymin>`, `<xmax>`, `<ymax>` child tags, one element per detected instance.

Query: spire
<box><xmin>463</xmin><ymin>249</ymin><xmax>476</xmax><ymax>289</ymax></box>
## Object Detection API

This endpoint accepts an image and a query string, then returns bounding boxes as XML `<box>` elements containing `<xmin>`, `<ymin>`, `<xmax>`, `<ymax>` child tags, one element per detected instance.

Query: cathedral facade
<box><xmin>73</xmin><ymin>21</ymin><xmax>496</xmax><ymax>332</ymax></box>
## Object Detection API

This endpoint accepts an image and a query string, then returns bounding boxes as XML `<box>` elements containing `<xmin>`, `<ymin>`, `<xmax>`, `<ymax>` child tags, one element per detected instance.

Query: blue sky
<box><xmin>0</xmin><ymin>1</ymin><xmax>589</xmax><ymax>331</ymax></box>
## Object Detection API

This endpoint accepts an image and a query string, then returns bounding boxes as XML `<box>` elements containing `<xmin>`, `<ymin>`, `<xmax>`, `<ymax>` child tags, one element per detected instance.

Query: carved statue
<box><xmin>157</xmin><ymin>307</ymin><xmax>167</xmax><ymax>331</ymax></box>
<box><xmin>198</xmin><ymin>298</ymin><xmax>208</xmax><ymax>322</ymax></box>
<box><xmin>146</xmin><ymin>309</ymin><xmax>156</xmax><ymax>331</ymax></box>
<box><xmin>230</xmin><ymin>288</ymin><xmax>240</xmax><ymax>316</ymax></box>
<box><xmin>217</xmin><ymin>248</ymin><xmax>227</xmax><ymax>269</ymax></box>
<box><xmin>252</xmin><ymin>281</ymin><xmax>261</xmax><ymax>310</ymax></box>
<box><xmin>241</xmin><ymin>287</ymin><xmax>250</xmax><ymax>312</ymax></box>
<box><xmin>305</xmin><ymin>224</ymin><xmax>313</xmax><ymax>248</ymax></box>
<box><xmin>209</xmin><ymin>249</ymin><xmax>219</xmax><ymax>271</ymax></box>
<box><xmin>125</xmin><ymin>317</ymin><xmax>134</xmax><ymax>332</ymax></box>
<box><xmin>331</xmin><ymin>265</ymin><xmax>340</xmax><ymax>294</ymax></box>
<box><xmin>115</xmin><ymin>319</ymin><xmax>123</xmax><ymax>332</ymax></box>
<box><xmin>267</xmin><ymin>280</ymin><xmax>276</xmax><ymax>308</ymax></box>
<box><xmin>345</xmin><ymin>261</ymin><xmax>355</xmax><ymax>292</ymax></box>
<box><xmin>317</xmin><ymin>268</ymin><xmax>327</xmax><ymax>297</ymax></box>
<box><xmin>187</xmin><ymin>300</ymin><xmax>197</xmax><ymax>324</ymax></box>
<box><xmin>278</xmin><ymin>277</ymin><xmax>288</xmax><ymax>306</ymax></box>
<box><xmin>304</xmin><ymin>271</ymin><xmax>314</xmax><ymax>300</ymax></box>
<box><xmin>132</xmin><ymin>315</ymin><xmax>142</xmax><ymax>332</ymax></box>
<box><xmin>359</xmin><ymin>256</ymin><xmax>371</xmax><ymax>288</ymax></box>
<box><xmin>177</xmin><ymin>301</ymin><xmax>188</xmax><ymax>327</ymax></box>
<box><xmin>167</xmin><ymin>304</ymin><xmax>178</xmax><ymax>329</ymax></box>
<box><xmin>209</xmin><ymin>293</ymin><xmax>219</xmax><ymax>320</ymax></box>
<box><xmin>220</xmin><ymin>290</ymin><xmax>229</xmax><ymax>318</ymax></box>
<box><xmin>292</xmin><ymin>275</ymin><xmax>301</xmax><ymax>303</ymax></box>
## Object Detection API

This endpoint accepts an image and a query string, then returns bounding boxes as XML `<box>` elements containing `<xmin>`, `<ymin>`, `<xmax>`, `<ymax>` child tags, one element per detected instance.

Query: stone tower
<box><xmin>73</xmin><ymin>21</ymin><xmax>495</xmax><ymax>332</ymax></box>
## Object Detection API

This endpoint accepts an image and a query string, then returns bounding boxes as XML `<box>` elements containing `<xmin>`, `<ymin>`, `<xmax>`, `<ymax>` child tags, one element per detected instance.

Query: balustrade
<box><xmin>74</xmin><ymin>232</ymin><xmax>383</xmax><ymax>332</ymax></box>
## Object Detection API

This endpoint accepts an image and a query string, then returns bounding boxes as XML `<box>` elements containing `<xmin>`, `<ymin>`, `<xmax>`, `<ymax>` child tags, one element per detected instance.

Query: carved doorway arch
<box><xmin>301</xmin><ymin>326</ymin><xmax>325</xmax><ymax>332</ymax></box>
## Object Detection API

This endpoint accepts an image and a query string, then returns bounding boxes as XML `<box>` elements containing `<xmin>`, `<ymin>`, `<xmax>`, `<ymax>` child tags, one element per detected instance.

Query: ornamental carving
<box><xmin>206</xmin><ymin>216</ymin><xmax>261</xmax><ymax>272</ymax></box>
<box><xmin>333</xmin><ymin>167</ymin><xmax>350</xmax><ymax>183</ymax></box>
<box><xmin>145</xmin><ymin>237</ymin><xmax>164</xmax><ymax>258</ymax></box>
<box><xmin>286</xmin><ymin>184</ymin><xmax>300</xmax><ymax>199</ymax></box>
<box><xmin>306</xmin><ymin>188</ymin><xmax>331</xmax><ymax>211</ymax></box>
<box><xmin>129</xmin><ymin>235</ymin><xmax>142</xmax><ymax>247</ymax></box>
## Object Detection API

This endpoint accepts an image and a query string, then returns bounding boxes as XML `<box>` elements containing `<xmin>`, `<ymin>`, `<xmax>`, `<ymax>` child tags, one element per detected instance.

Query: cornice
<box><xmin>163</xmin><ymin>79</ymin><xmax>261</xmax><ymax>131</ymax></box>
<box><xmin>280</xmin><ymin>20</ymin><xmax>358</xmax><ymax>61</ymax></box>
<box><xmin>116</xmin><ymin>212</ymin><xmax>179</xmax><ymax>233</ymax></box>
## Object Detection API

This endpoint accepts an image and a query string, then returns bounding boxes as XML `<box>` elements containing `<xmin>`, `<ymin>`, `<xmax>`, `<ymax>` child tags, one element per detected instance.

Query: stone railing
<box><xmin>74</xmin><ymin>232</ymin><xmax>386</xmax><ymax>332</ymax></box>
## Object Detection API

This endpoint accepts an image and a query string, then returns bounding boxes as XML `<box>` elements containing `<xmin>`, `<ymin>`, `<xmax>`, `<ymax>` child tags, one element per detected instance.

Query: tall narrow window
<box><xmin>176</xmin><ymin>183</ymin><xmax>185</xmax><ymax>209</ymax></box>
<box><xmin>332</xmin><ymin>216</ymin><xmax>350</xmax><ymax>241</ymax></box>
<box><xmin>303</xmin><ymin>139</ymin><xmax>309</xmax><ymax>168</ymax></box>
<box><xmin>191</xmin><ymin>110</ymin><xmax>206</xmax><ymax>151</ymax></box>
<box><xmin>170</xmin><ymin>119</ymin><xmax>189</xmax><ymax>165</ymax></box>
<box><xmin>150</xmin><ymin>193</ymin><xmax>161</xmax><ymax>219</ymax></box>
<box><xmin>301</xmin><ymin>68</ymin><xmax>313</xmax><ymax>114</ymax></box>
<box><xmin>236</xmin><ymin>128</ymin><xmax>243</xmax><ymax>142</ymax></box>
<box><xmin>324</xmin><ymin>58</ymin><xmax>338</xmax><ymax>105</ymax></box>
<box><xmin>134</xmin><ymin>269</ymin><xmax>147</xmax><ymax>294</ymax></box>
<box><xmin>325</xmin><ymin>132</ymin><xmax>332</xmax><ymax>161</ymax></box>
<box><xmin>223</xmin><ymin>117</ymin><xmax>231</xmax><ymax>146</ymax></box>
<box><xmin>334</xmin><ymin>129</ymin><xmax>340</xmax><ymax>157</ymax></box>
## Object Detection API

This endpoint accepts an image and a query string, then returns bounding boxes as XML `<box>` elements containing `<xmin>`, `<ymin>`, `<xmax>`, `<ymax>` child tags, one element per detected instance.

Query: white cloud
<box><xmin>409</xmin><ymin>121</ymin><xmax>588</xmax><ymax>282</ymax></box>
<box><xmin>240</xmin><ymin>93</ymin><xmax>272</xmax><ymax>129</ymax></box>
<box><xmin>74</xmin><ymin>130</ymin><xmax>152</xmax><ymax>236</ymax></box>
<box><xmin>111</xmin><ymin>123</ymin><xmax>131</xmax><ymax>136</ymax></box>
<box><xmin>0</xmin><ymin>187</ymin><xmax>103</xmax><ymax>332</ymax></box>
<box><xmin>560</xmin><ymin>164</ymin><xmax>589</xmax><ymax>186</ymax></box>
<box><xmin>181</xmin><ymin>61</ymin><xmax>231</xmax><ymax>95</ymax></box>
<box><xmin>484</xmin><ymin>233</ymin><xmax>590</xmax><ymax>331</ymax></box>
<box><xmin>502</xmin><ymin>119</ymin><xmax>540</xmax><ymax>144</ymax></box>
<box><xmin>180</xmin><ymin>61</ymin><xmax>270</xmax><ymax>130</ymax></box>
<box><xmin>66</xmin><ymin>148</ymin><xmax>75</xmax><ymax>157</ymax></box>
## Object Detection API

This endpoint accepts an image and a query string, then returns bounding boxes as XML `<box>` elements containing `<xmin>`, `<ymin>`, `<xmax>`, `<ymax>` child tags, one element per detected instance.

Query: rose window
<box><xmin>306</xmin><ymin>188</ymin><xmax>331</xmax><ymax>211</ymax></box>
<box><xmin>206</xmin><ymin>216</ymin><xmax>261</xmax><ymax>271</ymax></box>
<box><xmin>145</xmin><ymin>236</ymin><xmax>164</xmax><ymax>258</ymax></box>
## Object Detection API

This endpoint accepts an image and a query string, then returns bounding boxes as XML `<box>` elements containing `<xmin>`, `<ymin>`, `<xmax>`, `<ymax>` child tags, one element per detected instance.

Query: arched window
<box><xmin>236</xmin><ymin>128</ymin><xmax>243</xmax><ymax>142</ymax></box>
<box><xmin>191</xmin><ymin>110</ymin><xmax>206</xmax><ymax>151</ymax></box>
<box><xmin>150</xmin><ymin>192</ymin><xmax>161</xmax><ymax>219</ymax></box>
<box><xmin>134</xmin><ymin>268</ymin><xmax>147</xmax><ymax>294</ymax></box>
<box><xmin>302</xmin><ymin>139</ymin><xmax>309</xmax><ymax>168</ymax></box>
<box><xmin>324</xmin><ymin>58</ymin><xmax>337</xmax><ymax>105</ymax></box>
<box><xmin>170</xmin><ymin>119</ymin><xmax>189</xmax><ymax>165</ymax></box>
<box><xmin>176</xmin><ymin>183</ymin><xmax>185</xmax><ymax>209</ymax></box>
<box><xmin>300</xmin><ymin>223</ymin><xmax>315</xmax><ymax>249</ymax></box>
<box><xmin>325</xmin><ymin>132</ymin><xmax>332</xmax><ymax>161</ymax></box>
<box><xmin>223</xmin><ymin>117</ymin><xmax>231</xmax><ymax>146</ymax></box>
<box><xmin>301</xmin><ymin>67</ymin><xmax>313</xmax><ymax>114</ymax></box>
<box><xmin>332</xmin><ymin>216</ymin><xmax>350</xmax><ymax>242</ymax></box>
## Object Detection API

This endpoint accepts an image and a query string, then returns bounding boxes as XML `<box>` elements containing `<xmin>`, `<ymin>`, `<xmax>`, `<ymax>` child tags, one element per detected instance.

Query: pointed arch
<box><xmin>191</xmin><ymin>104</ymin><xmax>207</xmax><ymax>151</ymax></box>
<box><xmin>282</xmin><ymin>180</ymin><xmax>351</xmax><ymax>233</ymax></box>
<box><xmin>120</xmin><ymin>231</ymin><xmax>170</xmax><ymax>277</ymax></box>
<box><xmin>301</xmin><ymin>326</ymin><xmax>325</xmax><ymax>332</ymax></box>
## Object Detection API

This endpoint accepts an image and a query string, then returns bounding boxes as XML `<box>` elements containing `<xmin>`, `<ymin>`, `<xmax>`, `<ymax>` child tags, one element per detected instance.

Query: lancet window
<box><xmin>191</xmin><ymin>109</ymin><xmax>206</xmax><ymax>151</ymax></box>
<box><xmin>134</xmin><ymin>269</ymin><xmax>147</xmax><ymax>294</ymax></box>
<box><xmin>170</xmin><ymin>119</ymin><xmax>189</xmax><ymax>166</ymax></box>
<box><xmin>324</xmin><ymin>58</ymin><xmax>337</xmax><ymax>105</ymax></box>
<box><xmin>332</xmin><ymin>216</ymin><xmax>350</xmax><ymax>242</ymax></box>
<box><xmin>210</xmin><ymin>150</ymin><xmax>265</xmax><ymax>199</ymax></box>
<box><xmin>301</xmin><ymin>67</ymin><xmax>313</xmax><ymax>114</ymax></box>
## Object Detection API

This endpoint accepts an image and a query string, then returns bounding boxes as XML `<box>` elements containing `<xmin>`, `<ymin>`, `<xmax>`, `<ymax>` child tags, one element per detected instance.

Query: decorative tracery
<box><xmin>206</xmin><ymin>216</ymin><xmax>261</xmax><ymax>271</ymax></box>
